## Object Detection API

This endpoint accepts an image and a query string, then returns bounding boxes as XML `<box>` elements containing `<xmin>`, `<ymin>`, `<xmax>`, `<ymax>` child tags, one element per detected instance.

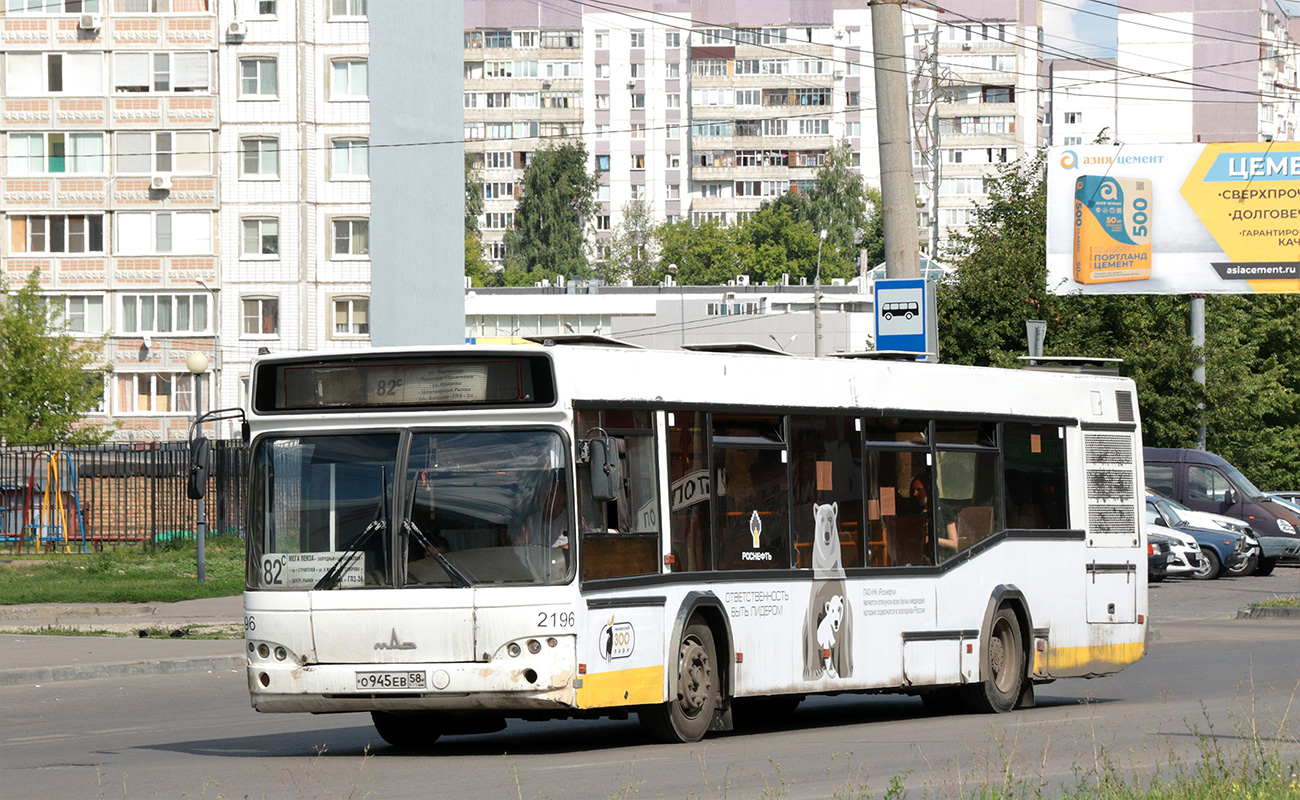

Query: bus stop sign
<box><xmin>874</xmin><ymin>278</ymin><xmax>936</xmax><ymax>358</ymax></box>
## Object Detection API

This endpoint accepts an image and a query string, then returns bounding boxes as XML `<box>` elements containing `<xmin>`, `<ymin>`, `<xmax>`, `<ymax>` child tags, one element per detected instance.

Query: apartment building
<box><xmin>462</xmin><ymin>0</ymin><xmax>887</xmax><ymax>267</ymax></box>
<box><xmin>2</xmin><ymin>1</ymin><xmax>221</xmax><ymax>441</ymax></box>
<box><xmin>1</xmin><ymin>0</ymin><xmax>372</xmax><ymax>441</ymax></box>
<box><xmin>1047</xmin><ymin>2</ymin><xmax>1300</xmax><ymax>147</ymax></box>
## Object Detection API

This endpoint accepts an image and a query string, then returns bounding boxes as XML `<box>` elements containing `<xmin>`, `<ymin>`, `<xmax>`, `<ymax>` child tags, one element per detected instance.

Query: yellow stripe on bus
<box><xmin>1034</xmin><ymin>641</ymin><xmax>1145</xmax><ymax>675</ymax></box>
<box><xmin>576</xmin><ymin>665</ymin><xmax>664</xmax><ymax>709</ymax></box>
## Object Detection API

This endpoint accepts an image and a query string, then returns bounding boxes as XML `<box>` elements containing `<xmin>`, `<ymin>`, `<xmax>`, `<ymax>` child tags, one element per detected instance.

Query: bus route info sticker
<box><xmin>1073</xmin><ymin>175</ymin><xmax>1152</xmax><ymax>285</ymax></box>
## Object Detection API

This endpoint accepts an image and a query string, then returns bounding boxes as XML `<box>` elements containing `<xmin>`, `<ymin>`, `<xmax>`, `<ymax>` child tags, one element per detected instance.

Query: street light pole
<box><xmin>187</xmin><ymin>351</ymin><xmax>209</xmax><ymax>584</ymax></box>
<box><xmin>668</xmin><ymin>263</ymin><xmax>684</xmax><ymax>348</ymax></box>
<box><xmin>814</xmin><ymin>229</ymin><xmax>828</xmax><ymax>357</ymax></box>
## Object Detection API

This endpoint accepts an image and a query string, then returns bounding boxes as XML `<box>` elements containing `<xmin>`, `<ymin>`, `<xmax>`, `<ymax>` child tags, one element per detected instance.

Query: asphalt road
<box><xmin>2</xmin><ymin>572</ymin><xmax>1297</xmax><ymax>800</ymax></box>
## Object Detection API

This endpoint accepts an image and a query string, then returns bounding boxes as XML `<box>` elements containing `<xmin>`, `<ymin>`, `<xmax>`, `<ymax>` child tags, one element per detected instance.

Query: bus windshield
<box><xmin>248</xmin><ymin>430</ymin><xmax>573</xmax><ymax>590</ymax></box>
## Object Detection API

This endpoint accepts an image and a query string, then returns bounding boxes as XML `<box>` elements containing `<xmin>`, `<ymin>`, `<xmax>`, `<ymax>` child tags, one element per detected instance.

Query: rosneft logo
<box><xmin>1060</xmin><ymin>150</ymin><xmax>1078</xmax><ymax>170</ymax></box>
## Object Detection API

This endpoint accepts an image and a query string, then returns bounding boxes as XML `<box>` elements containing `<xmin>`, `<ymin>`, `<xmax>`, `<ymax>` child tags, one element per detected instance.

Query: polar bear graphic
<box><xmin>802</xmin><ymin>502</ymin><xmax>854</xmax><ymax>679</ymax></box>
<box><xmin>817</xmin><ymin>594</ymin><xmax>845</xmax><ymax>678</ymax></box>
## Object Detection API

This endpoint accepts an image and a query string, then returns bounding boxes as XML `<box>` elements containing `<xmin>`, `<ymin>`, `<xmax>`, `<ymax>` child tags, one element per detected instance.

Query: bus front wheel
<box><xmin>371</xmin><ymin>711</ymin><xmax>442</xmax><ymax>748</ymax></box>
<box><xmin>641</xmin><ymin>621</ymin><xmax>719</xmax><ymax>743</ymax></box>
<box><xmin>961</xmin><ymin>607</ymin><xmax>1024</xmax><ymax>714</ymax></box>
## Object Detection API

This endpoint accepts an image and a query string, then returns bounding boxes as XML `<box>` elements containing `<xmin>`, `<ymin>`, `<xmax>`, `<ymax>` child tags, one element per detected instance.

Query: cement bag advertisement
<box><xmin>1046</xmin><ymin>143</ymin><xmax>1300</xmax><ymax>295</ymax></box>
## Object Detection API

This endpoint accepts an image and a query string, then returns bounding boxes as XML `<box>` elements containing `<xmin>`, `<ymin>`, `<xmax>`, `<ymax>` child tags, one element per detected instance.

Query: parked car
<box><xmin>1143</xmin><ymin>448</ymin><xmax>1300</xmax><ymax>571</ymax></box>
<box><xmin>1147</xmin><ymin>530</ymin><xmax>1176</xmax><ymax>582</ymax></box>
<box><xmin>1146</xmin><ymin>491</ymin><xmax>1265</xmax><ymax>576</ymax></box>
<box><xmin>1145</xmin><ymin>496</ymin><xmax>1247</xmax><ymax>580</ymax></box>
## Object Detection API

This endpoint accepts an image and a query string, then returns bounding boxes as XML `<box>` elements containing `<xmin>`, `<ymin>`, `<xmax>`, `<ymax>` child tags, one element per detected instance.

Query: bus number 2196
<box><xmin>538</xmin><ymin>611</ymin><xmax>574</xmax><ymax>628</ymax></box>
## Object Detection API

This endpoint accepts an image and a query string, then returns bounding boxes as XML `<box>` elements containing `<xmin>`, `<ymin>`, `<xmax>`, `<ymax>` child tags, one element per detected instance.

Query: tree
<box><xmin>0</xmin><ymin>270</ymin><xmax>112</xmax><ymax>443</ymax></box>
<box><xmin>463</xmin><ymin>152</ymin><xmax>488</xmax><ymax>284</ymax></box>
<box><xmin>733</xmin><ymin>203</ymin><xmax>827</xmax><ymax>284</ymax></box>
<box><xmin>653</xmin><ymin>219</ymin><xmax>741</xmax><ymax>285</ymax></box>
<box><xmin>504</xmin><ymin>142</ymin><xmax>598</xmax><ymax>282</ymax></box>
<box><xmin>604</xmin><ymin>200</ymin><xmax>657</xmax><ymax>284</ymax></box>
<box><xmin>769</xmin><ymin>140</ymin><xmax>877</xmax><ymax>275</ymax></box>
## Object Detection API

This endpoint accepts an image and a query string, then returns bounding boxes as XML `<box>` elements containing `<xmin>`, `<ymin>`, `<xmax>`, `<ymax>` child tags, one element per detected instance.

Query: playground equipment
<box><xmin>22</xmin><ymin>451</ymin><xmax>87</xmax><ymax>553</ymax></box>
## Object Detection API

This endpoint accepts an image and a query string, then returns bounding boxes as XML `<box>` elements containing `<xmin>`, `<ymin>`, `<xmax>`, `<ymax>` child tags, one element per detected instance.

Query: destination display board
<box><xmin>253</xmin><ymin>355</ymin><xmax>555</xmax><ymax>412</ymax></box>
<box><xmin>1046</xmin><ymin>143</ymin><xmax>1300</xmax><ymax>294</ymax></box>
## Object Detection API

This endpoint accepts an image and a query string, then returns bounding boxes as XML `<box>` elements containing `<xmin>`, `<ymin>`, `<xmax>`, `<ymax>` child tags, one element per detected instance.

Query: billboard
<box><xmin>1046</xmin><ymin>143</ymin><xmax>1300</xmax><ymax>295</ymax></box>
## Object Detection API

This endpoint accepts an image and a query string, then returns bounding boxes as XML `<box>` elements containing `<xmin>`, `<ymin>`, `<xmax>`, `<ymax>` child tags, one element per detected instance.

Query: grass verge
<box><xmin>1250</xmin><ymin>596</ymin><xmax>1300</xmax><ymax>609</ymax></box>
<box><xmin>0</xmin><ymin>535</ymin><xmax>244</xmax><ymax>604</ymax></box>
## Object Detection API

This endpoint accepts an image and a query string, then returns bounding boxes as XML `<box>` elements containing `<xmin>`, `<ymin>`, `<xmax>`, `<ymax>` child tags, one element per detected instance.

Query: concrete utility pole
<box><xmin>871</xmin><ymin>0</ymin><xmax>922</xmax><ymax>279</ymax></box>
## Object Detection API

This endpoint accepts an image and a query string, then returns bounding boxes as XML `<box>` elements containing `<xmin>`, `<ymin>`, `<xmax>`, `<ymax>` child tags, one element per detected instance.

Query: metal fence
<box><xmin>0</xmin><ymin>440</ymin><xmax>248</xmax><ymax>552</ymax></box>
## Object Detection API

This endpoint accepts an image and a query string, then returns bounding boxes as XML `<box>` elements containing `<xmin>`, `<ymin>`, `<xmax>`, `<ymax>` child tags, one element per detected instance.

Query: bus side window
<box><xmin>1003</xmin><ymin>423</ymin><xmax>1068</xmax><ymax>530</ymax></box>
<box><xmin>791</xmin><ymin>415</ymin><xmax>863</xmax><ymax>569</ymax></box>
<box><xmin>576</xmin><ymin>408</ymin><xmax>660</xmax><ymax>581</ymax></box>
<box><xmin>667</xmin><ymin>410</ymin><xmax>712</xmax><ymax>572</ymax></box>
<box><xmin>867</xmin><ymin>449</ymin><xmax>933</xmax><ymax>567</ymax></box>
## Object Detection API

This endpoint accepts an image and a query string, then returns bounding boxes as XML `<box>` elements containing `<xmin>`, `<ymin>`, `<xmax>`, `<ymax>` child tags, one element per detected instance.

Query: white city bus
<box><xmin>230</xmin><ymin>342</ymin><xmax>1147</xmax><ymax>745</ymax></box>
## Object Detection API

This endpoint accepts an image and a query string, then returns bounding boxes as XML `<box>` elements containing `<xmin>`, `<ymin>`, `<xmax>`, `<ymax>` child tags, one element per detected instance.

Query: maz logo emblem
<box><xmin>374</xmin><ymin>629</ymin><xmax>416</xmax><ymax>651</ymax></box>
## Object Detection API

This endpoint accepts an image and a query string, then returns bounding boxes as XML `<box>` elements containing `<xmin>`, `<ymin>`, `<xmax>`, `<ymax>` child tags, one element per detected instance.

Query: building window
<box><xmin>596</xmin><ymin>154</ymin><xmax>610</xmax><ymax>171</ymax></box>
<box><xmin>333</xmin><ymin>297</ymin><xmax>370</xmax><ymax>337</ymax></box>
<box><xmin>11</xmin><ymin>214</ymin><xmax>105</xmax><ymax>254</ymax></box>
<box><xmin>256</xmin><ymin>0</ymin><xmax>276</xmax><ymax>15</ymax></box>
<box><xmin>1064</xmin><ymin>111</ymin><xmax>1081</xmax><ymax>124</ymax></box>
<box><xmin>595</xmin><ymin>93</ymin><xmax>610</xmax><ymax>109</ymax></box>
<box><xmin>329</xmin><ymin>0</ymin><xmax>366</xmax><ymax>18</ymax></box>
<box><xmin>594</xmin><ymin>32</ymin><xmax>607</xmax><ymax>48</ymax></box>
<box><xmin>46</xmin><ymin>295</ymin><xmax>105</xmax><ymax>334</ymax></box>
<box><xmin>630</xmin><ymin>31</ymin><xmax>645</xmax><ymax>48</ymax></box>
<box><xmin>666</xmin><ymin>184</ymin><xmax>679</xmax><ymax>200</ymax></box>
<box><xmin>666</xmin><ymin>62</ymin><xmax>680</xmax><ymax>78</ymax></box>
<box><xmin>631</xmin><ymin>123</ymin><xmax>646</xmax><ymax>138</ymax></box>
<box><xmin>331</xmin><ymin>59</ymin><xmax>368</xmax><ymax>99</ymax></box>
<box><xmin>631</xmin><ymin>93</ymin><xmax>645</xmax><ymax>109</ymax></box>
<box><xmin>1062</xmin><ymin>136</ymin><xmax>1083</xmax><ymax>145</ymax></box>
<box><xmin>115</xmin><ymin>211</ymin><xmax>211</xmax><ymax>255</ymax></box>
<box><xmin>482</xmin><ymin>212</ymin><xmax>513</xmax><ymax>229</ymax></box>
<box><xmin>6</xmin><ymin>52</ymin><xmax>103</xmax><ymax>94</ymax></box>
<box><xmin>483</xmin><ymin>181</ymin><xmax>514</xmax><ymax>199</ymax></box>
<box><xmin>596</xmin><ymin>215</ymin><xmax>611</xmax><ymax>230</ymax></box>
<box><xmin>632</xmin><ymin>154</ymin><xmax>646</xmax><ymax>169</ymax></box>
<box><xmin>595</xmin><ymin>63</ymin><xmax>610</xmax><ymax>78</ymax></box>
<box><xmin>120</xmin><ymin>293</ymin><xmax>210</xmax><ymax>334</ymax></box>
<box><xmin>332</xmin><ymin>218</ymin><xmax>370</xmax><ymax>257</ymax></box>
<box><xmin>539</xmin><ymin>29</ymin><xmax>580</xmax><ymax>48</ymax></box>
<box><xmin>241</xmin><ymin>137</ymin><xmax>279</xmax><ymax>177</ymax></box>
<box><xmin>117</xmin><ymin>131</ymin><xmax>210</xmax><ymax>174</ymax></box>
<box><xmin>242</xmin><ymin>218</ymin><xmax>279</xmax><ymax>256</ymax></box>
<box><xmin>631</xmin><ymin>184</ymin><xmax>646</xmax><ymax>200</ymax></box>
<box><xmin>514</xmin><ymin>30</ymin><xmax>538</xmax><ymax>48</ymax></box>
<box><xmin>112</xmin><ymin>51</ymin><xmax>209</xmax><ymax>93</ymax></box>
<box><xmin>665</xmin><ymin>32</ymin><xmax>680</xmax><ymax>48</ymax></box>
<box><xmin>630</xmin><ymin>62</ymin><xmax>645</xmax><ymax>78</ymax></box>
<box><xmin>331</xmin><ymin>138</ymin><xmax>369</xmax><ymax>178</ymax></box>
<box><xmin>239</xmin><ymin>58</ymin><xmax>277</xmax><ymax>97</ymax></box>
<box><xmin>484</xmin><ymin>30</ymin><xmax>512</xmax><ymax>48</ymax></box>
<box><xmin>8</xmin><ymin>132</ymin><xmax>104</xmax><ymax>175</ymax></box>
<box><xmin>242</xmin><ymin>297</ymin><xmax>280</xmax><ymax>337</ymax></box>
<box><xmin>9</xmin><ymin>0</ymin><xmax>102</xmax><ymax>11</ymax></box>
<box><xmin>483</xmin><ymin>150</ymin><xmax>513</xmax><ymax>169</ymax></box>
<box><xmin>116</xmin><ymin>372</ymin><xmax>205</xmax><ymax>415</ymax></box>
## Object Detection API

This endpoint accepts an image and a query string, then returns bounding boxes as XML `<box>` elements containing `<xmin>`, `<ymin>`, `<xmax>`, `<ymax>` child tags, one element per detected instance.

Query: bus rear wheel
<box><xmin>961</xmin><ymin>608</ymin><xmax>1024</xmax><ymax>714</ymax></box>
<box><xmin>641</xmin><ymin>621</ymin><xmax>719</xmax><ymax>743</ymax></box>
<box><xmin>371</xmin><ymin>711</ymin><xmax>442</xmax><ymax>748</ymax></box>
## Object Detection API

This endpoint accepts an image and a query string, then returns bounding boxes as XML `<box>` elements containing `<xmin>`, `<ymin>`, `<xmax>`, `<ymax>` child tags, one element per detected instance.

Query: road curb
<box><xmin>1236</xmin><ymin>605</ymin><xmax>1300</xmax><ymax>620</ymax></box>
<box><xmin>0</xmin><ymin>655</ymin><xmax>244</xmax><ymax>686</ymax></box>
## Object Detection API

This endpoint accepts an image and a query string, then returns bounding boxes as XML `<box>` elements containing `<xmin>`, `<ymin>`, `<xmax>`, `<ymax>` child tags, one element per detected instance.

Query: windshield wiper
<box><xmin>403</xmin><ymin>519</ymin><xmax>473</xmax><ymax>588</ymax></box>
<box><xmin>315</xmin><ymin>469</ymin><xmax>388</xmax><ymax>591</ymax></box>
<box><xmin>314</xmin><ymin>516</ymin><xmax>385</xmax><ymax>590</ymax></box>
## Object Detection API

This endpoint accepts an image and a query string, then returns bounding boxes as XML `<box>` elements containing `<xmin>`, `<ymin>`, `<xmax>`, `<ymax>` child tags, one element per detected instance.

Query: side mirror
<box><xmin>588</xmin><ymin>435</ymin><xmax>619</xmax><ymax>502</ymax></box>
<box><xmin>187</xmin><ymin>436</ymin><xmax>210</xmax><ymax>500</ymax></box>
<box><xmin>1222</xmin><ymin>488</ymin><xmax>1238</xmax><ymax>507</ymax></box>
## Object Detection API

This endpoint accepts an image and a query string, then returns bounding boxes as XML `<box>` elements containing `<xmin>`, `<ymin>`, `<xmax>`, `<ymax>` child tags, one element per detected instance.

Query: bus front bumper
<box><xmin>246</xmin><ymin>639</ymin><xmax>577</xmax><ymax>714</ymax></box>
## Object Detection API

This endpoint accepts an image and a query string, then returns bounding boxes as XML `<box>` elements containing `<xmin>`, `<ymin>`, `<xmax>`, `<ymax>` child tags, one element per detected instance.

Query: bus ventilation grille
<box><xmin>1115</xmin><ymin>391</ymin><xmax>1135</xmax><ymax>422</ymax></box>
<box><xmin>1083</xmin><ymin>434</ymin><xmax>1132</xmax><ymax>464</ymax></box>
<box><xmin>1083</xmin><ymin>432</ymin><xmax>1137</xmax><ymax>541</ymax></box>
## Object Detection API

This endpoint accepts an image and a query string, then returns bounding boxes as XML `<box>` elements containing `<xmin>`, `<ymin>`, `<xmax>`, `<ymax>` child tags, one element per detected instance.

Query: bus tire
<box><xmin>961</xmin><ymin>607</ymin><xmax>1024</xmax><ymax>714</ymax></box>
<box><xmin>641</xmin><ymin>621</ymin><xmax>719</xmax><ymax>743</ymax></box>
<box><xmin>371</xmin><ymin>711</ymin><xmax>441</xmax><ymax>748</ymax></box>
